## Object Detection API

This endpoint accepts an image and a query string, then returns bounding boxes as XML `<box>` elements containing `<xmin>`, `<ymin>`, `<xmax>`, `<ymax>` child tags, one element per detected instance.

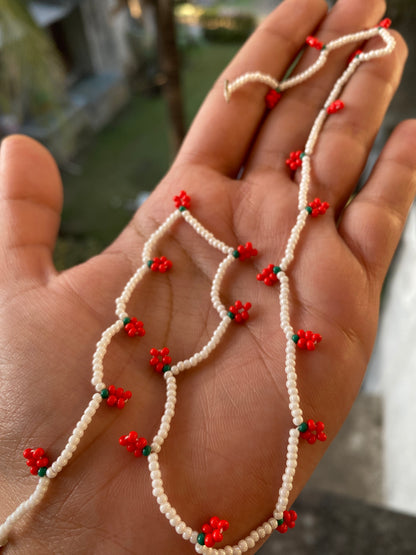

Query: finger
<box><xmin>339</xmin><ymin>119</ymin><xmax>416</xmax><ymax>284</ymax></box>
<box><xmin>245</xmin><ymin>0</ymin><xmax>389</xmax><ymax>190</ymax></box>
<box><xmin>176</xmin><ymin>0</ymin><xmax>328</xmax><ymax>177</ymax></box>
<box><xmin>0</xmin><ymin>135</ymin><xmax>63</xmax><ymax>285</ymax></box>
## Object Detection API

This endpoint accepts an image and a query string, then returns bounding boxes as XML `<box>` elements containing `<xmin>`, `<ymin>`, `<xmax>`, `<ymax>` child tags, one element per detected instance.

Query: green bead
<box><xmin>147</xmin><ymin>260</ymin><xmax>153</xmax><ymax>268</ymax></box>
<box><xmin>142</xmin><ymin>445</ymin><xmax>151</xmax><ymax>457</ymax></box>
<box><xmin>179</xmin><ymin>206</ymin><xmax>187</xmax><ymax>212</ymax></box>
<box><xmin>197</xmin><ymin>533</ymin><xmax>206</xmax><ymax>546</ymax></box>
<box><xmin>162</xmin><ymin>365</ymin><xmax>171</xmax><ymax>373</ymax></box>
<box><xmin>100</xmin><ymin>388</ymin><xmax>109</xmax><ymax>399</ymax></box>
<box><xmin>38</xmin><ymin>467</ymin><xmax>47</xmax><ymax>477</ymax></box>
<box><xmin>227</xmin><ymin>311</ymin><xmax>235</xmax><ymax>320</ymax></box>
<box><xmin>299</xmin><ymin>152</ymin><xmax>306</xmax><ymax>159</ymax></box>
<box><xmin>123</xmin><ymin>317</ymin><xmax>130</xmax><ymax>325</ymax></box>
<box><xmin>277</xmin><ymin>519</ymin><xmax>284</xmax><ymax>526</ymax></box>
<box><xmin>292</xmin><ymin>334</ymin><xmax>299</xmax><ymax>344</ymax></box>
<box><xmin>232</xmin><ymin>250</ymin><xmax>240</xmax><ymax>259</ymax></box>
<box><xmin>322</xmin><ymin>45</ymin><xmax>327</xmax><ymax>50</ymax></box>
<box><xmin>273</xmin><ymin>266</ymin><xmax>281</xmax><ymax>274</ymax></box>
<box><xmin>298</xmin><ymin>422</ymin><xmax>308</xmax><ymax>433</ymax></box>
<box><xmin>306</xmin><ymin>206</ymin><xmax>313</xmax><ymax>214</ymax></box>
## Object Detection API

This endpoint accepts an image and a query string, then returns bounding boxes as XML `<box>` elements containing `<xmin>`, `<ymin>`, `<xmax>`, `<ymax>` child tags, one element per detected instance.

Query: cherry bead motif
<box><xmin>257</xmin><ymin>263</ymin><xmax>281</xmax><ymax>286</ymax></box>
<box><xmin>101</xmin><ymin>385</ymin><xmax>132</xmax><ymax>409</ymax></box>
<box><xmin>265</xmin><ymin>89</ymin><xmax>282</xmax><ymax>109</ymax></box>
<box><xmin>298</xmin><ymin>419</ymin><xmax>327</xmax><ymax>444</ymax></box>
<box><xmin>123</xmin><ymin>317</ymin><xmax>145</xmax><ymax>338</ymax></box>
<box><xmin>23</xmin><ymin>448</ymin><xmax>49</xmax><ymax>477</ymax></box>
<box><xmin>148</xmin><ymin>256</ymin><xmax>172</xmax><ymax>273</ymax></box>
<box><xmin>306</xmin><ymin>36</ymin><xmax>324</xmax><ymax>50</ymax></box>
<box><xmin>149</xmin><ymin>347</ymin><xmax>172</xmax><ymax>373</ymax></box>
<box><xmin>286</xmin><ymin>150</ymin><xmax>304</xmax><ymax>171</ymax></box>
<box><xmin>228</xmin><ymin>300</ymin><xmax>251</xmax><ymax>323</ymax></box>
<box><xmin>307</xmin><ymin>198</ymin><xmax>330</xmax><ymax>217</ymax></box>
<box><xmin>119</xmin><ymin>432</ymin><xmax>151</xmax><ymax>457</ymax></box>
<box><xmin>292</xmin><ymin>329</ymin><xmax>322</xmax><ymax>351</ymax></box>
<box><xmin>173</xmin><ymin>190</ymin><xmax>191</xmax><ymax>210</ymax></box>
<box><xmin>197</xmin><ymin>516</ymin><xmax>229</xmax><ymax>547</ymax></box>
<box><xmin>277</xmin><ymin>510</ymin><xmax>298</xmax><ymax>533</ymax></box>
<box><xmin>327</xmin><ymin>99</ymin><xmax>345</xmax><ymax>114</ymax></box>
<box><xmin>378</xmin><ymin>18</ymin><xmax>392</xmax><ymax>29</ymax></box>
<box><xmin>233</xmin><ymin>241</ymin><xmax>258</xmax><ymax>261</ymax></box>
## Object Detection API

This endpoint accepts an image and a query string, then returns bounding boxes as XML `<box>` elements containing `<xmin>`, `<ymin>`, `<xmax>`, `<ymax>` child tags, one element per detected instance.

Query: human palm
<box><xmin>1</xmin><ymin>0</ymin><xmax>415</xmax><ymax>553</ymax></box>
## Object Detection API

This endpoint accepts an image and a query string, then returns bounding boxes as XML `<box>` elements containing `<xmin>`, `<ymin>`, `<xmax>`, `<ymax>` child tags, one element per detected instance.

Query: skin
<box><xmin>0</xmin><ymin>0</ymin><xmax>415</xmax><ymax>553</ymax></box>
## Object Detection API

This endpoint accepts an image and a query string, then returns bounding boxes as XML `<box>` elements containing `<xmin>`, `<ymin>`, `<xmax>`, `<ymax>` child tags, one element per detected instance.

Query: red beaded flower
<box><xmin>124</xmin><ymin>317</ymin><xmax>145</xmax><ymax>338</ymax></box>
<box><xmin>307</xmin><ymin>198</ymin><xmax>330</xmax><ymax>217</ymax></box>
<box><xmin>257</xmin><ymin>263</ymin><xmax>281</xmax><ymax>286</ymax></box>
<box><xmin>233</xmin><ymin>242</ymin><xmax>258</xmax><ymax>261</ymax></box>
<box><xmin>286</xmin><ymin>150</ymin><xmax>304</xmax><ymax>171</ymax></box>
<box><xmin>265</xmin><ymin>89</ymin><xmax>282</xmax><ymax>109</ymax></box>
<box><xmin>119</xmin><ymin>431</ymin><xmax>151</xmax><ymax>457</ymax></box>
<box><xmin>277</xmin><ymin>510</ymin><xmax>298</xmax><ymax>533</ymax></box>
<box><xmin>101</xmin><ymin>385</ymin><xmax>132</xmax><ymax>409</ymax></box>
<box><xmin>378</xmin><ymin>18</ymin><xmax>392</xmax><ymax>29</ymax></box>
<box><xmin>149</xmin><ymin>347</ymin><xmax>172</xmax><ymax>374</ymax></box>
<box><xmin>228</xmin><ymin>300</ymin><xmax>251</xmax><ymax>323</ymax></box>
<box><xmin>292</xmin><ymin>329</ymin><xmax>322</xmax><ymax>350</ymax></box>
<box><xmin>306</xmin><ymin>36</ymin><xmax>324</xmax><ymax>50</ymax></box>
<box><xmin>173</xmin><ymin>190</ymin><xmax>191</xmax><ymax>209</ymax></box>
<box><xmin>23</xmin><ymin>448</ymin><xmax>49</xmax><ymax>477</ymax></box>
<box><xmin>148</xmin><ymin>256</ymin><xmax>172</xmax><ymax>273</ymax></box>
<box><xmin>197</xmin><ymin>516</ymin><xmax>229</xmax><ymax>548</ymax></box>
<box><xmin>298</xmin><ymin>419</ymin><xmax>327</xmax><ymax>443</ymax></box>
<box><xmin>327</xmin><ymin>99</ymin><xmax>345</xmax><ymax>114</ymax></box>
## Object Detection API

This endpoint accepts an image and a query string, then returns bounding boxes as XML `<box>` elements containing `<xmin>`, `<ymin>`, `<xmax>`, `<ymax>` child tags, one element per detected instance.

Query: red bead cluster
<box><xmin>23</xmin><ymin>448</ymin><xmax>49</xmax><ymax>476</ymax></box>
<box><xmin>124</xmin><ymin>317</ymin><xmax>145</xmax><ymax>338</ymax></box>
<box><xmin>228</xmin><ymin>300</ymin><xmax>251</xmax><ymax>323</ymax></box>
<box><xmin>198</xmin><ymin>516</ymin><xmax>229</xmax><ymax>548</ymax></box>
<box><xmin>149</xmin><ymin>347</ymin><xmax>172</xmax><ymax>373</ymax></box>
<box><xmin>173</xmin><ymin>190</ymin><xmax>191</xmax><ymax>209</ymax></box>
<box><xmin>119</xmin><ymin>431</ymin><xmax>151</xmax><ymax>457</ymax></box>
<box><xmin>327</xmin><ymin>99</ymin><xmax>345</xmax><ymax>114</ymax></box>
<box><xmin>148</xmin><ymin>256</ymin><xmax>172</xmax><ymax>273</ymax></box>
<box><xmin>277</xmin><ymin>510</ymin><xmax>298</xmax><ymax>533</ymax></box>
<box><xmin>257</xmin><ymin>264</ymin><xmax>281</xmax><ymax>286</ymax></box>
<box><xmin>265</xmin><ymin>89</ymin><xmax>282</xmax><ymax>109</ymax></box>
<box><xmin>306</xmin><ymin>36</ymin><xmax>324</xmax><ymax>50</ymax></box>
<box><xmin>286</xmin><ymin>150</ymin><xmax>304</xmax><ymax>171</ymax></box>
<box><xmin>293</xmin><ymin>329</ymin><xmax>322</xmax><ymax>350</ymax></box>
<box><xmin>102</xmin><ymin>385</ymin><xmax>132</xmax><ymax>409</ymax></box>
<box><xmin>307</xmin><ymin>198</ymin><xmax>330</xmax><ymax>217</ymax></box>
<box><xmin>378</xmin><ymin>18</ymin><xmax>392</xmax><ymax>29</ymax></box>
<box><xmin>299</xmin><ymin>419</ymin><xmax>327</xmax><ymax>443</ymax></box>
<box><xmin>234</xmin><ymin>242</ymin><xmax>258</xmax><ymax>261</ymax></box>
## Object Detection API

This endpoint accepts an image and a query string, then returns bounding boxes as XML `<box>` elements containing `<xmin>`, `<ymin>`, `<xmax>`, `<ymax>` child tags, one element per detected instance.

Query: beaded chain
<box><xmin>0</xmin><ymin>20</ymin><xmax>395</xmax><ymax>554</ymax></box>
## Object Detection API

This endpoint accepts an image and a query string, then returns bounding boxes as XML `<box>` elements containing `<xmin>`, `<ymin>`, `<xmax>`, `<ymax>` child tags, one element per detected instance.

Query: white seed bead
<box><xmin>175</xmin><ymin>521</ymin><xmax>186</xmax><ymax>535</ymax></box>
<box><xmin>182</xmin><ymin>526</ymin><xmax>193</xmax><ymax>540</ymax></box>
<box><xmin>190</xmin><ymin>531</ymin><xmax>199</xmax><ymax>544</ymax></box>
<box><xmin>250</xmin><ymin>530</ymin><xmax>259</xmax><ymax>542</ymax></box>
<box><xmin>170</xmin><ymin>515</ymin><xmax>181</xmax><ymax>527</ymax></box>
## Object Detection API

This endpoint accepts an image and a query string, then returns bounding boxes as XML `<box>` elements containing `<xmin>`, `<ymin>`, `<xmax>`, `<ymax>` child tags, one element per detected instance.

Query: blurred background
<box><xmin>0</xmin><ymin>1</ymin><xmax>415</xmax><ymax>552</ymax></box>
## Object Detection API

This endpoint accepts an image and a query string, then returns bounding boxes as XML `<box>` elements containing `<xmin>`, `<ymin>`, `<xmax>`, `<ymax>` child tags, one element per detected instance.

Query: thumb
<box><xmin>0</xmin><ymin>135</ymin><xmax>63</xmax><ymax>287</ymax></box>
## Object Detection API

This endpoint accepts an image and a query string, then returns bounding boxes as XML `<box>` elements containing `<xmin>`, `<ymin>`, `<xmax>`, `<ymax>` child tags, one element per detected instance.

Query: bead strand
<box><xmin>115</xmin><ymin>263</ymin><xmax>148</xmax><ymax>318</ymax></box>
<box><xmin>91</xmin><ymin>320</ymin><xmax>124</xmax><ymax>389</ymax></box>
<box><xmin>0</xmin><ymin>477</ymin><xmax>50</xmax><ymax>547</ymax></box>
<box><xmin>211</xmin><ymin>253</ymin><xmax>235</xmax><ymax>318</ymax></box>
<box><xmin>280</xmin><ymin>50</ymin><xmax>328</xmax><ymax>91</ymax></box>
<box><xmin>224</xmin><ymin>73</ymin><xmax>279</xmax><ymax>102</ymax></box>
<box><xmin>180</xmin><ymin>210</ymin><xmax>234</xmax><ymax>255</ymax></box>
<box><xmin>141</xmin><ymin>209</ymin><xmax>182</xmax><ymax>264</ymax></box>
<box><xmin>170</xmin><ymin>317</ymin><xmax>231</xmax><ymax>376</ymax></box>
<box><xmin>46</xmin><ymin>394</ymin><xmax>102</xmax><ymax>479</ymax></box>
<box><xmin>151</xmin><ymin>373</ymin><xmax>177</xmax><ymax>453</ymax></box>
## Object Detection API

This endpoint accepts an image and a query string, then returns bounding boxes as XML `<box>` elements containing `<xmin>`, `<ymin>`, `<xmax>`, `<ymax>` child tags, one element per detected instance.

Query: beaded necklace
<box><xmin>0</xmin><ymin>19</ymin><xmax>395</xmax><ymax>554</ymax></box>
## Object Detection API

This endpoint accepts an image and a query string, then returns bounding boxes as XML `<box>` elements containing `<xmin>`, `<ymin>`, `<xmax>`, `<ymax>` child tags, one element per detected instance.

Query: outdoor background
<box><xmin>1</xmin><ymin>1</ymin><xmax>415</xmax><ymax>553</ymax></box>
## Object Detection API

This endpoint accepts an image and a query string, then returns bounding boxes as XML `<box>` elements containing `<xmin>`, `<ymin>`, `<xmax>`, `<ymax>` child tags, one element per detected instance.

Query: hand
<box><xmin>1</xmin><ymin>0</ymin><xmax>415</xmax><ymax>553</ymax></box>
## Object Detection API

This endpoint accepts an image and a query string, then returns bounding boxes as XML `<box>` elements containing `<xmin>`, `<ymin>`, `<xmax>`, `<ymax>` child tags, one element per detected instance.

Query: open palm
<box><xmin>1</xmin><ymin>0</ymin><xmax>415</xmax><ymax>553</ymax></box>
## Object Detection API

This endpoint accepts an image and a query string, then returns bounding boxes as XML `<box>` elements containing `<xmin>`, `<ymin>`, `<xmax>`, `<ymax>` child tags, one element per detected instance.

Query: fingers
<box><xmin>176</xmin><ymin>0</ymin><xmax>328</xmax><ymax>177</ymax></box>
<box><xmin>339</xmin><ymin>119</ymin><xmax>416</xmax><ymax>284</ymax></box>
<box><xmin>245</xmin><ymin>0</ymin><xmax>391</xmax><ymax>200</ymax></box>
<box><xmin>0</xmin><ymin>135</ymin><xmax>63</xmax><ymax>286</ymax></box>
